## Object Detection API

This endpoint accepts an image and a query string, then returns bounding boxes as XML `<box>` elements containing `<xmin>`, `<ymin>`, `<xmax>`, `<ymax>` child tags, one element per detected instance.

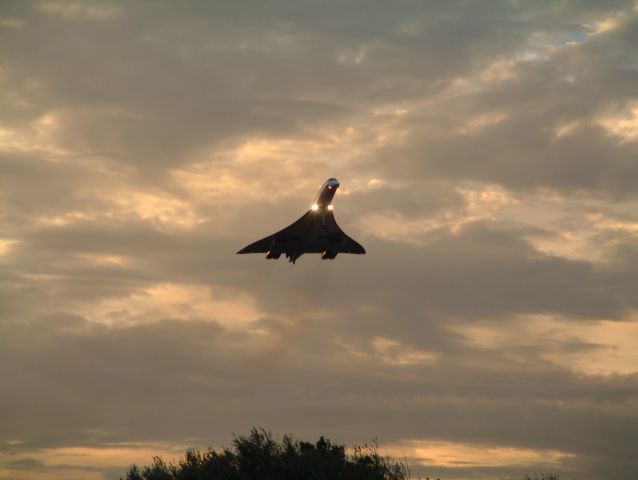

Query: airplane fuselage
<box><xmin>313</xmin><ymin>177</ymin><xmax>340</xmax><ymax>210</ymax></box>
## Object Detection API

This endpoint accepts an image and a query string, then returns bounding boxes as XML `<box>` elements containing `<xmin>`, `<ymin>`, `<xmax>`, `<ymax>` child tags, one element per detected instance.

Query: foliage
<box><xmin>122</xmin><ymin>428</ymin><xmax>564</xmax><ymax>480</ymax></box>
<box><xmin>122</xmin><ymin>428</ymin><xmax>409</xmax><ymax>480</ymax></box>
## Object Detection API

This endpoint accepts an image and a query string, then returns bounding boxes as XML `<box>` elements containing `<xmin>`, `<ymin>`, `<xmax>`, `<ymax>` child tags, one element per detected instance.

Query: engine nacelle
<box><xmin>321</xmin><ymin>250</ymin><xmax>338</xmax><ymax>260</ymax></box>
<box><xmin>265</xmin><ymin>250</ymin><xmax>281</xmax><ymax>259</ymax></box>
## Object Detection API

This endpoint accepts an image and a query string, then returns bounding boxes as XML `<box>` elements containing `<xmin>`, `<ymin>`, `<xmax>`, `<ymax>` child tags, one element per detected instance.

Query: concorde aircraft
<box><xmin>237</xmin><ymin>178</ymin><xmax>366</xmax><ymax>264</ymax></box>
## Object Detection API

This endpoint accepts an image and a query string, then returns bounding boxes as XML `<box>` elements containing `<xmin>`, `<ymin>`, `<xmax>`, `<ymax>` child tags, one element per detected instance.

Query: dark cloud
<box><xmin>1</xmin><ymin>310</ymin><xmax>637</xmax><ymax>477</ymax></box>
<box><xmin>366</xmin><ymin>12</ymin><xmax>638</xmax><ymax>194</ymax></box>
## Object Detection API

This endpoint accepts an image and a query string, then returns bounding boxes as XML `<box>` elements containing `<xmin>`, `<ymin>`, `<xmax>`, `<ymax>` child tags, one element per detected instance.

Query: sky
<box><xmin>1</xmin><ymin>1</ymin><xmax>638</xmax><ymax>479</ymax></box>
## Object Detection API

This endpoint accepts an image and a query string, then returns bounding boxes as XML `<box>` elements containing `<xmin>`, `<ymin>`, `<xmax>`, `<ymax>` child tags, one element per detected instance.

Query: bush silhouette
<box><xmin>121</xmin><ymin>428</ymin><xmax>564</xmax><ymax>480</ymax></box>
<box><xmin>122</xmin><ymin>428</ymin><xmax>408</xmax><ymax>480</ymax></box>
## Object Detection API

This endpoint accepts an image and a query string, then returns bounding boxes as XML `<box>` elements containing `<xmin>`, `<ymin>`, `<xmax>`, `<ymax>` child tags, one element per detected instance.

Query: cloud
<box><xmin>37</xmin><ymin>1</ymin><xmax>120</xmax><ymax>20</ymax></box>
<box><xmin>1</xmin><ymin>2</ymin><xmax>638</xmax><ymax>479</ymax></box>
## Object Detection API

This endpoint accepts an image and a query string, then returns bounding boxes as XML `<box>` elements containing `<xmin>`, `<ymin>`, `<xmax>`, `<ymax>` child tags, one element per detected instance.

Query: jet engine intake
<box><xmin>321</xmin><ymin>250</ymin><xmax>338</xmax><ymax>260</ymax></box>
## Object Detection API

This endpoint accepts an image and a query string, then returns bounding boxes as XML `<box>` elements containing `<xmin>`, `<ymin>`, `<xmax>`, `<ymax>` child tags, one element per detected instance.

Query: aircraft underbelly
<box><xmin>237</xmin><ymin>194</ymin><xmax>365</xmax><ymax>261</ymax></box>
<box><xmin>303</xmin><ymin>234</ymin><xmax>340</xmax><ymax>250</ymax></box>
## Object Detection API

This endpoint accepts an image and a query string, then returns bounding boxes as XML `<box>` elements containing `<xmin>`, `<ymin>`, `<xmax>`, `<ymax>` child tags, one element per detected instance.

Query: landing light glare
<box><xmin>311</xmin><ymin>203</ymin><xmax>319</xmax><ymax>211</ymax></box>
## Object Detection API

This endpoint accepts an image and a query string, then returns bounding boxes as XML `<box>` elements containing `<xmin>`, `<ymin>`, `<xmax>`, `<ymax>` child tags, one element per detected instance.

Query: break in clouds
<box><xmin>1</xmin><ymin>1</ymin><xmax>637</xmax><ymax>479</ymax></box>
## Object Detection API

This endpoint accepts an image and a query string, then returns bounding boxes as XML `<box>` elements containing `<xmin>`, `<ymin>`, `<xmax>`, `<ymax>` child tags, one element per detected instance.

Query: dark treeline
<box><xmin>121</xmin><ymin>428</ymin><xmax>562</xmax><ymax>480</ymax></box>
<box><xmin>122</xmin><ymin>428</ymin><xmax>409</xmax><ymax>480</ymax></box>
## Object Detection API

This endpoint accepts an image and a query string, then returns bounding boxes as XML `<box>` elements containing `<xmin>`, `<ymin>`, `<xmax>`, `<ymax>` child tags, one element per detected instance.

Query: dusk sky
<box><xmin>1</xmin><ymin>1</ymin><xmax>638</xmax><ymax>479</ymax></box>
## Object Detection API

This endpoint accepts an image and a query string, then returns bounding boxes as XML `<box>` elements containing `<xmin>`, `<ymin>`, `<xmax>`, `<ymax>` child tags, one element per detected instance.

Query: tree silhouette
<box><xmin>121</xmin><ymin>428</ymin><xmax>408</xmax><ymax>480</ymax></box>
<box><xmin>122</xmin><ymin>428</ymin><xmax>564</xmax><ymax>480</ymax></box>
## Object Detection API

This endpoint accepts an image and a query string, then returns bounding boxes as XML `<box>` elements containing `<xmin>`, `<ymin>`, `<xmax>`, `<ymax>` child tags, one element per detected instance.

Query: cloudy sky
<box><xmin>1</xmin><ymin>1</ymin><xmax>638</xmax><ymax>479</ymax></box>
